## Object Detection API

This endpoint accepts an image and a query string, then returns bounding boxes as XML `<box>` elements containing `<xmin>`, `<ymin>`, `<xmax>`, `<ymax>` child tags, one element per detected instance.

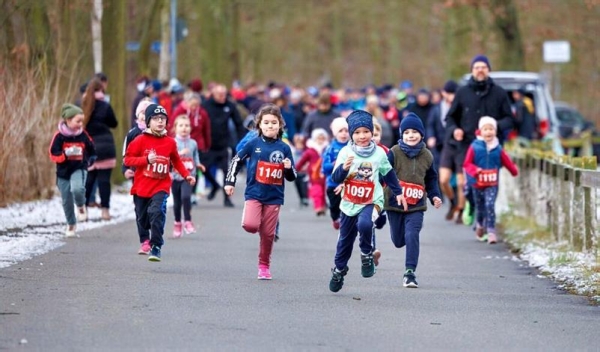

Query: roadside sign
<box><xmin>543</xmin><ymin>41</ymin><xmax>571</xmax><ymax>63</ymax></box>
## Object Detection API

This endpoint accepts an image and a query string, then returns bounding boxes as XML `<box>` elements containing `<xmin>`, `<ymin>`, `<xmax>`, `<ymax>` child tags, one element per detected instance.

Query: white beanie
<box><xmin>478</xmin><ymin>116</ymin><xmax>497</xmax><ymax>130</ymax></box>
<box><xmin>330</xmin><ymin>117</ymin><xmax>348</xmax><ymax>136</ymax></box>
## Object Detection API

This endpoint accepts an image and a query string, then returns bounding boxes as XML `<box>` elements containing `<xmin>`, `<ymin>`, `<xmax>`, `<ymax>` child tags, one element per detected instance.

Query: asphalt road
<box><xmin>1</xmin><ymin>183</ymin><xmax>598</xmax><ymax>351</ymax></box>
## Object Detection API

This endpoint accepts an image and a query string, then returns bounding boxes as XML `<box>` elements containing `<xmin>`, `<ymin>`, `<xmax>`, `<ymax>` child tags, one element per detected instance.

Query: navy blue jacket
<box><xmin>225</xmin><ymin>136</ymin><xmax>297</xmax><ymax>205</ymax></box>
<box><xmin>426</xmin><ymin>104</ymin><xmax>446</xmax><ymax>151</ymax></box>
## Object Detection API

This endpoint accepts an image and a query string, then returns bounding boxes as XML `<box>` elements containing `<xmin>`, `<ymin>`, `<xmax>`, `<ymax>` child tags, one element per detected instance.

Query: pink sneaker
<box><xmin>138</xmin><ymin>239</ymin><xmax>151</xmax><ymax>255</ymax></box>
<box><xmin>257</xmin><ymin>265</ymin><xmax>272</xmax><ymax>280</ymax></box>
<box><xmin>332</xmin><ymin>219</ymin><xmax>340</xmax><ymax>230</ymax></box>
<box><xmin>183</xmin><ymin>221</ymin><xmax>196</xmax><ymax>235</ymax></box>
<box><xmin>173</xmin><ymin>222</ymin><xmax>183</xmax><ymax>238</ymax></box>
<box><xmin>487</xmin><ymin>232</ymin><xmax>498</xmax><ymax>244</ymax></box>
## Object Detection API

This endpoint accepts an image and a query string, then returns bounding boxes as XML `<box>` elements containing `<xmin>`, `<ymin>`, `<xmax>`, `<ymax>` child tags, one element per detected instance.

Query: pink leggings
<box><xmin>309</xmin><ymin>181</ymin><xmax>326</xmax><ymax>211</ymax></box>
<box><xmin>241</xmin><ymin>200</ymin><xmax>280</xmax><ymax>267</ymax></box>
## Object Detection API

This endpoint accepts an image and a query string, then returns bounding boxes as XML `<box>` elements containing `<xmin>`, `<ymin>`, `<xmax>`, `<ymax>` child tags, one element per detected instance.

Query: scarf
<box><xmin>350</xmin><ymin>140</ymin><xmax>376</xmax><ymax>158</ymax></box>
<box><xmin>58</xmin><ymin>121</ymin><xmax>83</xmax><ymax>137</ymax></box>
<box><xmin>398</xmin><ymin>140</ymin><xmax>424</xmax><ymax>159</ymax></box>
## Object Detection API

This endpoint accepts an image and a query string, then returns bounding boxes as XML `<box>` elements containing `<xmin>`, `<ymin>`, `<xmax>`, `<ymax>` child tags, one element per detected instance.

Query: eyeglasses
<box><xmin>472</xmin><ymin>65</ymin><xmax>489</xmax><ymax>71</ymax></box>
<box><xmin>150</xmin><ymin>116</ymin><xmax>166</xmax><ymax>122</ymax></box>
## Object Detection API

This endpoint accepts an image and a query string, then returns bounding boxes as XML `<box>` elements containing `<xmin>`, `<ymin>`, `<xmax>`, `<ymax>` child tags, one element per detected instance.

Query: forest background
<box><xmin>0</xmin><ymin>0</ymin><xmax>599</xmax><ymax>206</ymax></box>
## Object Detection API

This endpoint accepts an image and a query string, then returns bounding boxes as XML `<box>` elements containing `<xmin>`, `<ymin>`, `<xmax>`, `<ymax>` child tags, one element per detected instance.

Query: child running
<box><xmin>124</xmin><ymin>104</ymin><xmax>196</xmax><ymax>262</ymax></box>
<box><xmin>463</xmin><ymin>116</ymin><xmax>518</xmax><ymax>244</ymax></box>
<box><xmin>329</xmin><ymin>110</ymin><xmax>407</xmax><ymax>293</ymax></box>
<box><xmin>224</xmin><ymin>103</ymin><xmax>297</xmax><ymax>280</ymax></box>
<box><xmin>371</xmin><ymin>121</ymin><xmax>389</xmax><ymax>266</ymax></box>
<box><xmin>384</xmin><ymin>113</ymin><xmax>442</xmax><ymax>288</ymax></box>
<box><xmin>171</xmin><ymin>114</ymin><xmax>205</xmax><ymax>238</ymax></box>
<box><xmin>49</xmin><ymin>104</ymin><xmax>96</xmax><ymax>238</ymax></box>
<box><xmin>321</xmin><ymin>117</ymin><xmax>349</xmax><ymax>229</ymax></box>
<box><xmin>296</xmin><ymin>128</ymin><xmax>329</xmax><ymax>216</ymax></box>
<box><xmin>123</xmin><ymin>98</ymin><xmax>153</xmax><ymax>254</ymax></box>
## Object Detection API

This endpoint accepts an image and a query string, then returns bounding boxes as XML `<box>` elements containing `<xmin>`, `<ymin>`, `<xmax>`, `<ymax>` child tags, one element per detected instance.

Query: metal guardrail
<box><xmin>501</xmin><ymin>145</ymin><xmax>598</xmax><ymax>259</ymax></box>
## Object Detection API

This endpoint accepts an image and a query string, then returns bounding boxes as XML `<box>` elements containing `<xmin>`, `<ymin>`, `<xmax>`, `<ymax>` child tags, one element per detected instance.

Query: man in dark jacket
<box><xmin>439</xmin><ymin>55</ymin><xmax>513</xmax><ymax>223</ymax></box>
<box><xmin>512</xmin><ymin>87</ymin><xmax>539</xmax><ymax>141</ymax></box>
<box><xmin>301</xmin><ymin>93</ymin><xmax>338</xmax><ymax>138</ymax></box>
<box><xmin>426</xmin><ymin>80</ymin><xmax>458</xmax><ymax>172</ymax></box>
<box><xmin>202</xmin><ymin>84</ymin><xmax>246</xmax><ymax>207</ymax></box>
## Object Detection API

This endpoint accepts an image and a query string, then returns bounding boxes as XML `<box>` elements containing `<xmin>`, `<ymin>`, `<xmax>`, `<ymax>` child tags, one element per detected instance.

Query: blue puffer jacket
<box><xmin>321</xmin><ymin>139</ymin><xmax>348</xmax><ymax>188</ymax></box>
<box><xmin>465</xmin><ymin>139</ymin><xmax>502</xmax><ymax>187</ymax></box>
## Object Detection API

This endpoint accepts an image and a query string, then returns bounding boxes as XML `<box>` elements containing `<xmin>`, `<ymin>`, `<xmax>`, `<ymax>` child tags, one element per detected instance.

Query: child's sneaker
<box><xmin>257</xmin><ymin>265</ymin><xmax>272</xmax><ymax>280</ymax></box>
<box><xmin>373</xmin><ymin>249</ymin><xmax>382</xmax><ymax>266</ymax></box>
<box><xmin>487</xmin><ymin>232</ymin><xmax>498</xmax><ymax>244</ymax></box>
<box><xmin>462</xmin><ymin>202</ymin><xmax>474</xmax><ymax>226</ymax></box>
<box><xmin>76</xmin><ymin>206</ymin><xmax>87</xmax><ymax>222</ymax></box>
<box><xmin>183</xmin><ymin>221</ymin><xmax>196</xmax><ymax>235</ymax></box>
<box><xmin>173</xmin><ymin>222</ymin><xmax>182</xmax><ymax>238</ymax></box>
<box><xmin>475</xmin><ymin>225</ymin><xmax>487</xmax><ymax>242</ymax></box>
<box><xmin>148</xmin><ymin>246</ymin><xmax>161</xmax><ymax>262</ymax></box>
<box><xmin>361</xmin><ymin>253</ymin><xmax>375</xmax><ymax>278</ymax></box>
<box><xmin>138</xmin><ymin>239</ymin><xmax>151</xmax><ymax>255</ymax></box>
<box><xmin>65</xmin><ymin>225</ymin><xmax>77</xmax><ymax>238</ymax></box>
<box><xmin>403</xmin><ymin>269</ymin><xmax>418</xmax><ymax>288</ymax></box>
<box><xmin>329</xmin><ymin>266</ymin><xmax>348</xmax><ymax>292</ymax></box>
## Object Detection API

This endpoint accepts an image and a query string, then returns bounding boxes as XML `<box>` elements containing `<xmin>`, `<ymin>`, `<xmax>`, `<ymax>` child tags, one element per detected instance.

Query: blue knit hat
<box><xmin>471</xmin><ymin>54</ymin><xmax>491</xmax><ymax>70</ymax></box>
<box><xmin>400</xmin><ymin>113</ymin><xmax>425</xmax><ymax>137</ymax></box>
<box><xmin>346</xmin><ymin>110</ymin><xmax>374</xmax><ymax>136</ymax></box>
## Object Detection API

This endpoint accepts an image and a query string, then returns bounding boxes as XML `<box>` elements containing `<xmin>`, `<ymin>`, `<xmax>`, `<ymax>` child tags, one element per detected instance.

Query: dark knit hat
<box><xmin>346</xmin><ymin>110</ymin><xmax>374</xmax><ymax>136</ymax></box>
<box><xmin>61</xmin><ymin>103</ymin><xmax>83</xmax><ymax>120</ymax></box>
<box><xmin>443</xmin><ymin>80</ymin><xmax>458</xmax><ymax>93</ymax></box>
<box><xmin>400</xmin><ymin>113</ymin><xmax>425</xmax><ymax>137</ymax></box>
<box><xmin>471</xmin><ymin>55</ymin><xmax>491</xmax><ymax>70</ymax></box>
<box><xmin>144</xmin><ymin>104</ymin><xmax>168</xmax><ymax>126</ymax></box>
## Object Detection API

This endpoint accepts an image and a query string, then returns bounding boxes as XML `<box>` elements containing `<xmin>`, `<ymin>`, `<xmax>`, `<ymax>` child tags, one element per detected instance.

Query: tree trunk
<box><xmin>91</xmin><ymin>0</ymin><xmax>103</xmax><ymax>73</ymax></box>
<box><xmin>490</xmin><ymin>0</ymin><xmax>525</xmax><ymax>70</ymax></box>
<box><xmin>229</xmin><ymin>0</ymin><xmax>241</xmax><ymax>82</ymax></box>
<box><xmin>138</xmin><ymin>0</ymin><xmax>162</xmax><ymax>76</ymax></box>
<box><xmin>158</xmin><ymin>0</ymin><xmax>170</xmax><ymax>81</ymax></box>
<box><xmin>444</xmin><ymin>5</ymin><xmax>473</xmax><ymax>79</ymax></box>
<box><xmin>102</xmin><ymin>0</ymin><xmax>127</xmax><ymax>184</ymax></box>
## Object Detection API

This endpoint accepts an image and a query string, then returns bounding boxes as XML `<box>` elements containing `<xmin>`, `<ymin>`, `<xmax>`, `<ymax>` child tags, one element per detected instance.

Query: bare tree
<box><xmin>91</xmin><ymin>0</ymin><xmax>103</xmax><ymax>73</ymax></box>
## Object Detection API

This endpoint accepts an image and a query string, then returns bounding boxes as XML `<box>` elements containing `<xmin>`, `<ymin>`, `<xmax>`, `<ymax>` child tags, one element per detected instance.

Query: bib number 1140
<box><xmin>256</xmin><ymin>161</ymin><xmax>283</xmax><ymax>185</ymax></box>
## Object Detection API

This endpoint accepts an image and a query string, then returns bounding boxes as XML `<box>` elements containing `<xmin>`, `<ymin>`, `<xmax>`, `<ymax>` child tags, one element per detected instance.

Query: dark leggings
<box><xmin>172</xmin><ymin>179</ymin><xmax>192</xmax><ymax>222</ymax></box>
<box><xmin>85</xmin><ymin>168</ymin><xmax>112</xmax><ymax>208</ymax></box>
<box><xmin>326</xmin><ymin>186</ymin><xmax>342</xmax><ymax>221</ymax></box>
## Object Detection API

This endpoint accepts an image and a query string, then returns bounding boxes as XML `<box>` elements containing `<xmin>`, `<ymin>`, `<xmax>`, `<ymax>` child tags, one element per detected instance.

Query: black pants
<box><xmin>172</xmin><ymin>180</ymin><xmax>192</xmax><ymax>222</ymax></box>
<box><xmin>326</xmin><ymin>186</ymin><xmax>342</xmax><ymax>222</ymax></box>
<box><xmin>85</xmin><ymin>168</ymin><xmax>112</xmax><ymax>208</ymax></box>
<box><xmin>202</xmin><ymin>149</ymin><xmax>230</xmax><ymax>196</ymax></box>
<box><xmin>133</xmin><ymin>191</ymin><xmax>168</xmax><ymax>248</ymax></box>
<box><xmin>295</xmin><ymin>172</ymin><xmax>308</xmax><ymax>201</ymax></box>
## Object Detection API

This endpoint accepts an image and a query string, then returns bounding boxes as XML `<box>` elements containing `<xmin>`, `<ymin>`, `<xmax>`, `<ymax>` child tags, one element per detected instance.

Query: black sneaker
<box><xmin>403</xmin><ymin>270</ymin><xmax>418</xmax><ymax>288</ymax></box>
<box><xmin>224</xmin><ymin>197</ymin><xmax>235</xmax><ymax>208</ymax></box>
<box><xmin>207</xmin><ymin>187</ymin><xmax>219</xmax><ymax>201</ymax></box>
<box><xmin>274</xmin><ymin>234</ymin><xmax>279</xmax><ymax>243</ymax></box>
<box><xmin>329</xmin><ymin>266</ymin><xmax>348</xmax><ymax>292</ymax></box>
<box><xmin>148</xmin><ymin>246</ymin><xmax>162</xmax><ymax>262</ymax></box>
<box><xmin>361</xmin><ymin>253</ymin><xmax>375</xmax><ymax>278</ymax></box>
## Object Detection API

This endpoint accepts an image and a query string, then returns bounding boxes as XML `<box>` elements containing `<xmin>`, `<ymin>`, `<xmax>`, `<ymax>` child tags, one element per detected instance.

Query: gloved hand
<box><xmin>374</xmin><ymin>210</ymin><xmax>387</xmax><ymax>229</ymax></box>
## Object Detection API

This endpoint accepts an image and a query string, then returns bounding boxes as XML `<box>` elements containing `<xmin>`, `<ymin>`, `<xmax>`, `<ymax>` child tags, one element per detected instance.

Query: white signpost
<box><xmin>543</xmin><ymin>41</ymin><xmax>571</xmax><ymax>99</ymax></box>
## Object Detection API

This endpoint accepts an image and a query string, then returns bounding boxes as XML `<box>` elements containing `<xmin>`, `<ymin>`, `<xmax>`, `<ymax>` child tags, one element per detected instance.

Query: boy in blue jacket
<box><xmin>321</xmin><ymin>117</ymin><xmax>349</xmax><ymax>229</ymax></box>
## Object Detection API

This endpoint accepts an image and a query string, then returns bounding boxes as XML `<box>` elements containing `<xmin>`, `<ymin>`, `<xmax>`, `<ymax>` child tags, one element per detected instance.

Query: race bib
<box><xmin>181</xmin><ymin>157</ymin><xmax>194</xmax><ymax>171</ymax></box>
<box><xmin>256</xmin><ymin>160</ymin><xmax>283</xmax><ymax>185</ymax></box>
<box><xmin>343</xmin><ymin>179</ymin><xmax>375</xmax><ymax>205</ymax></box>
<box><xmin>477</xmin><ymin>169</ymin><xmax>498</xmax><ymax>187</ymax></box>
<box><xmin>63</xmin><ymin>142</ymin><xmax>84</xmax><ymax>161</ymax></box>
<box><xmin>143</xmin><ymin>155</ymin><xmax>170</xmax><ymax>179</ymax></box>
<box><xmin>400</xmin><ymin>181</ymin><xmax>425</xmax><ymax>205</ymax></box>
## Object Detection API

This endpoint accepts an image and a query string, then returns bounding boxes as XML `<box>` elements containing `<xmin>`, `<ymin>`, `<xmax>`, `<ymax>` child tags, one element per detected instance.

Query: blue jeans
<box><xmin>57</xmin><ymin>170</ymin><xmax>87</xmax><ymax>226</ymax></box>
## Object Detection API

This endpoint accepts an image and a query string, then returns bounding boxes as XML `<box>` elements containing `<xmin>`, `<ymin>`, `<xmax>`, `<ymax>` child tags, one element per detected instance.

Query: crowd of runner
<box><xmin>50</xmin><ymin>54</ymin><xmax>528</xmax><ymax>289</ymax></box>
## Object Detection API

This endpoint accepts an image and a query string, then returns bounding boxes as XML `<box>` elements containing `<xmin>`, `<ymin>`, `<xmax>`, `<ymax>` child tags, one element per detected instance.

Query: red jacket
<box><xmin>124</xmin><ymin>132</ymin><xmax>190</xmax><ymax>198</ymax></box>
<box><xmin>296</xmin><ymin>148</ymin><xmax>324</xmax><ymax>183</ymax></box>
<box><xmin>170</xmin><ymin>104</ymin><xmax>211</xmax><ymax>152</ymax></box>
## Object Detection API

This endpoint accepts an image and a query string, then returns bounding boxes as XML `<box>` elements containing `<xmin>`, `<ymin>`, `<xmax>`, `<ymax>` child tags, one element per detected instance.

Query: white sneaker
<box><xmin>65</xmin><ymin>225</ymin><xmax>77</xmax><ymax>238</ymax></box>
<box><xmin>76</xmin><ymin>206</ymin><xmax>87</xmax><ymax>222</ymax></box>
